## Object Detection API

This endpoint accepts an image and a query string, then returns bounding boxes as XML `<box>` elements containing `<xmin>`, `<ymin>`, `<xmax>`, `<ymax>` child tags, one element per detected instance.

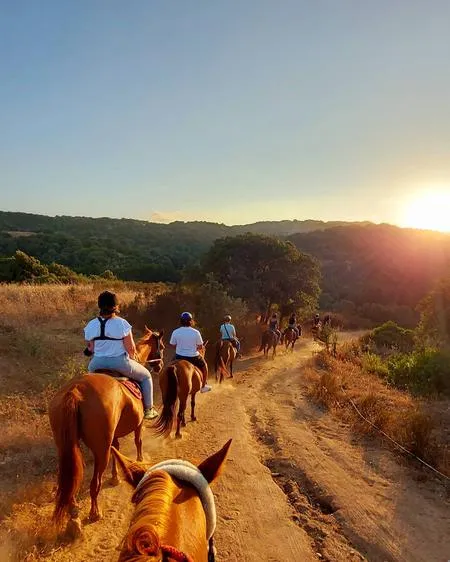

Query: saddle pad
<box><xmin>119</xmin><ymin>379</ymin><xmax>142</xmax><ymax>401</ymax></box>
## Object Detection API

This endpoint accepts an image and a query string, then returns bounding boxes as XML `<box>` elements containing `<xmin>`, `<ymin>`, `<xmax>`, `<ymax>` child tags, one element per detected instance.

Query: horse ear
<box><xmin>144</xmin><ymin>325</ymin><xmax>151</xmax><ymax>333</ymax></box>
<box><xmin>158</xmin><ymin>330</ymin><xmax>164</xmax><ymax>339</ymax></box>
<box><xmin>111</xmin><ymin>447</ymin><xmax>146</xmax><ymax>488</ymax></box>
<box><xmin>197</xmin><ymin>439</ymin><xmax>232</xmax><ymax>484</ymax></box>
<box><xmin>203</xmin><ymin>340</ymin><xmax>209</xmax><ymax>347</ymax></box>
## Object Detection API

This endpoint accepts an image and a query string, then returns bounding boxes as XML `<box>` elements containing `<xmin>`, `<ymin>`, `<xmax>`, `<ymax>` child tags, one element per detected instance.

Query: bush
<box><xmin>361</xmin><ymin>321</ymin><xmax>415</xmax><ymax>353</ymax></box>
<box><xmin>387</xmin><ymin>349</ymin><xmax>450</xmax><ymax>396</ymax></box>
<box><xmin>361</xmin><ymin>353</ymin><xmax>389</xmax><ymax>377</ymax></box>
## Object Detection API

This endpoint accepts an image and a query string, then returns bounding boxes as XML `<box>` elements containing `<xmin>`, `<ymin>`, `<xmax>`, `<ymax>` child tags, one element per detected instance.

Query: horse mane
<box><xmin>118</xmin><ymin>470</ymin><xmax>174</xmax><ymax>561</ymax></box>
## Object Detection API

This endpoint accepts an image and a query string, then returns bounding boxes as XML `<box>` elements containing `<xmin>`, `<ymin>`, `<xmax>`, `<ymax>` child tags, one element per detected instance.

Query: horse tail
<box><xmin>154</xmin><ymin>365</ymin><xmax>178</xmax><ymax>437</ymax></box>
<box><xmin>259</xmin><ymin>332</ymin><xmax>266</xmax><ymax>352</ymax></box>
<box><xmin>53</xmin><ymin>386</ymin><xmax>84</xmax><ymax>524</ymax></box>
<box><xmin>215</xmin><ymin>341</ymin><xmax>223</xmax><ymax>374</ymax></box>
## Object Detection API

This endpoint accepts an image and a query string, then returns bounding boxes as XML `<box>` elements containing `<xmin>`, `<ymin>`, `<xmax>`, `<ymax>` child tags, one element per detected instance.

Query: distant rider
<box><xmin>268</xmin><ymin>312</ymin><xmax>282</xmax><ymax>341</ymax></box>
<box><xmin>219</xmin><ymin>315</ymin><xmax>241</xmax><ymax>355</ymax></box>
<box><xmin>169</xmin><ymin>312</ymin><xmax>212</xmax><ymax>393</ymax></box>
<box><xmin>284</xmin><ymin>313</ymin><xmax>300</xmax><ymax>339</ymax></box>
<box><xmin>84</xmin><ymin>291</ymin><xmax>158</xmax><ymax>420</ymax></box>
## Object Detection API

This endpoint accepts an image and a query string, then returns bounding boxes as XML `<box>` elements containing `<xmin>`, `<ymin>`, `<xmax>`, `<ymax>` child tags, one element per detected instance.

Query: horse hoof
<box><xmin>110</xmin><ymin>476</ymin><xmax>120</xmax><ymax>486</ymax></box>
<box><xmin>89</xmin><ymin>511</ymin><xmax>102</xmax><ymax>523</ymax></box>
<box><xmin>137</xmin><ymin>455</ymin><xmax>143</xmax><ymax>462</ymax></box>
<box><xmin>181</xmin><ymin>421</ymin><xmax>186</xmax><ymax>427</ymax></box>
<box><xmin>191</xmin><ymin>416</ymin><xmax>197</xmax><ymax>422</ymax></box>
<box><xmin>65</xmin><ymin>518</ymin><xmax>82</xmax><ymax>540</ymax></box>
<box><xmin>175</xmin><ymin>433</ymin><xmax>182</xmax><ymax>439</ymax></box>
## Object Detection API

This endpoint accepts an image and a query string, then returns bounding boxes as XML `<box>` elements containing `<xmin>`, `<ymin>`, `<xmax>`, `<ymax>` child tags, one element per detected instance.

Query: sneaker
<box><xmin>144</xmin><ymin>407</ymin><xmax>158</xmax><ymax>420</ymax></box>
<box><xmin>200</xmin><ymin>384</ymin><xmax>212</xmax><ymax>393</ymax></box>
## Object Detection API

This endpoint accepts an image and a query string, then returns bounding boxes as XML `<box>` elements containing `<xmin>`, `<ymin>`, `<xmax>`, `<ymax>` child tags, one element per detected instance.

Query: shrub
<box><xmin>387</xmin><ymin>349</ymin><xmax>450</xmax><ymax>396</ymax></box>
<box><xmin>361</xmin><ymin>353</ymin><xmax>389</xmax><ymax>377</ymax></box>
<box><xmin>361</xmin><ymin>321</ymin><xmax>415</xmax><ymax>353</ymax></box>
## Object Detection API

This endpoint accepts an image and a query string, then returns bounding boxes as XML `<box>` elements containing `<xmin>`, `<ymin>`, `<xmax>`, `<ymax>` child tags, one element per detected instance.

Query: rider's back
<box><xmin>84</xmin><ymin>316</ymin><xmax>130</xmax><ymax>357</ymax></box>
<box><xmin>170</xmin><ymin>326</ymin><xmax>202</xmax><ymax>357</ymax></box>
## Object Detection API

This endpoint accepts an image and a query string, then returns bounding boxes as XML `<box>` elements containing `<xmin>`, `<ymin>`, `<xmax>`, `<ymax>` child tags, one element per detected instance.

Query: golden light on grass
<box><xmin>402</xmin><ymin>188</ymin><xmax>450</xmax><ymax>232</ymax></box>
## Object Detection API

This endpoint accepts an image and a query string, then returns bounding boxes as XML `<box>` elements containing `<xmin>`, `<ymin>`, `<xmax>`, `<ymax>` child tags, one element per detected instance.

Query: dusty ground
<box><xmin>13</xmin><ymin>340</ymin><xmax>450</xmax><ymax>562</ymax></box>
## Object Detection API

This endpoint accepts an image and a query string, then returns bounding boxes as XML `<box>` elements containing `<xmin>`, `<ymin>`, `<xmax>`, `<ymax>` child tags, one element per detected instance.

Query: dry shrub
<box><xmin>306</xmin><ymin>351</ymin><xmax>447</xmax><ymax>475</ymax></box>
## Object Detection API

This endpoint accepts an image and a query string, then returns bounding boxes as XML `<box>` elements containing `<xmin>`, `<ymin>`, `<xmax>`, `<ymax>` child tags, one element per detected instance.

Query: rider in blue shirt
<box><xmin>219</xmin><ymin>315</ymin><xmax>241</xmax><ymax>354</ymax></box>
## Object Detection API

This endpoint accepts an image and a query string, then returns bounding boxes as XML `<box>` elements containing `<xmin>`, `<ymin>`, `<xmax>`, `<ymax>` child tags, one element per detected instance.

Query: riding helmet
<box><xmin>181</xmin><ymin>311</ymin><xmax>193</xmax><ymax>321</ymax></box>
<box><xmin>224</xmin><ymin>315</ymin><xmax>232</xmax><ymax>321</ymax></box>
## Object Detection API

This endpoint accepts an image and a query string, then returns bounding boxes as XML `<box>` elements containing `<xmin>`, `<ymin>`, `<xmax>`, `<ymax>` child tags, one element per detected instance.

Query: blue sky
<box><xmin>1</xmin><ymin>1</ymin><xmax>450</xmax><ymax>227</ymax></box>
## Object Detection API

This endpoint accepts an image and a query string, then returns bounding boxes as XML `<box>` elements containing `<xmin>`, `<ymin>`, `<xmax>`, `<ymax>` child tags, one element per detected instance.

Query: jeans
<box><xmin>222</xmin><ymin>338</ymin><xmax>240</xmax><ymax>352</ymax></box>
<box><xmin>88</xmin><ymin>353</ymin><xmax>154</xmax><ymax>409</ymax></box>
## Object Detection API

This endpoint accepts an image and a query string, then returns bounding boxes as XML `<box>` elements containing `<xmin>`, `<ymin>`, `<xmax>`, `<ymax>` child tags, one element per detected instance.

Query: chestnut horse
<box><xmin>283</xmin><ymin>326</ymin><xmax>301</xmax><ymax>352</ymax></box>
<box><xmin>215</xmin><ymin>340</ymin><xmax>236</xmax><ymax>383</ymax></box>
<box><xmin>259</xmin><ymin>329</ymin><xmax>278</xmax><ymax>359</ymax></box>
<box><xmin>112</xmin><ymin>440</ymin><xmax>231</xmax><ymax>562</ymax></box>
<box><xmin>48</xmin><ymin>328</ymin><xmax>164</xmax><ymax>537</ymax></box>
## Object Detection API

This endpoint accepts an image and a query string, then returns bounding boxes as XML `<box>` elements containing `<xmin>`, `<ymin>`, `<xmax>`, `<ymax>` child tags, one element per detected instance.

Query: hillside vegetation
<box><xmin>1</xmin><ymin>211</ymin><xmax>450</xmax><ymax>326</ymax></box>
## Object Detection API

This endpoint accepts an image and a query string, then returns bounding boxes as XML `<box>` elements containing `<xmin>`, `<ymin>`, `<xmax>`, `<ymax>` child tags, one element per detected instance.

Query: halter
<box><xmin>136</xmin><ymin>459</ymin><xmax>217</xmax><ymax>562</ymax></box>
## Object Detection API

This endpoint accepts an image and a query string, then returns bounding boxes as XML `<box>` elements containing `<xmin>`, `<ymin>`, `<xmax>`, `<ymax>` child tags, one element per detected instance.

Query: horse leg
<box><xmin>190</xmin><ymin>392</ymin><xmax>197</xmax><ymax>422</ymax></box>
<box><xmin>176</xmin><ymin>397</ymin><xmax>187</xmax><ymax>438</ymax></box>
<box><xmin>65</xmin><ymin>497</ymin><xmax>82</xmax><ymax>540</ymax></box>
<box><xmin>134</xmin><ymin>423</ymin><xmax>143</xmax><ymax>462</ymax></box>
<box><xmin>110</xmin><ymin>437</ymin><xmax>120</xmax><ymax>486</ymax></box>
<box><xmin>89</xmin><ymin>447</ymin><xmax>110</xmax><ymax>522</ymax></box>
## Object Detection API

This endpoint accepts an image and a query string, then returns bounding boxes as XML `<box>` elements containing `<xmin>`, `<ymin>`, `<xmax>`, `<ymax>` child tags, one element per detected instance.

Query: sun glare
<box><xmin>402</xmin><ymin>189</ymin><xmax>450</xmax><ymax>232</ymax></box>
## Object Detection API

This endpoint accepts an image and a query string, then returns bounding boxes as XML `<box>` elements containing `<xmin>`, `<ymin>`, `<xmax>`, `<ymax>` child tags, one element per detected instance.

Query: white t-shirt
<box><xmin>220</xmin><ymin>323</ymin><xmax>236</xmax><ymax>340</ymax></box>
<box><xmin>170</xmin><ymin>326</ymin><xmax>203</xmax><ymax>357</ymax></box>
<box><xmin>84</xmin><ymin>316</ymin><xmax>131</xmax><ymax>357</ymax></box>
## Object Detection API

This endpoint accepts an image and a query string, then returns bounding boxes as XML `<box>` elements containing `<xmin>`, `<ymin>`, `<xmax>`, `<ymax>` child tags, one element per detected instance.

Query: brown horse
<box><xmin>112</xmin><ymin>440</ymin><xmax>231</xmax><ymax>562</ymax></box>
<box><xmin>215</xmin><ymin>340</ymin><xmax>236</xmax><ymax>383</ymax></box>
<box><xmin>48</xmin><ymin>328</ymin><xmax>164</xmax><ymax>537</ymax></box>
<box><xmin>259</xmin><ymin>329</ymin><xmax>278</xmax><ymax>359</ymax></box>
<box><xmin>283</xmin><ymin>326</ymin><xmax>299</xmax><ymax>352</ymax></box>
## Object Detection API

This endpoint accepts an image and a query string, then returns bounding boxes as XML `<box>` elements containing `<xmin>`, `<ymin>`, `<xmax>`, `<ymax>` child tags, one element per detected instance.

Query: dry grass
<box><xmin>305</xmin><ymin>351</ymin><xmax>449</xmax><ymax>478</ymax></box>
<box><xmin>0</xmin><ymin>282</ymin><xmax>166</xmax><ymax>561</ymax></box>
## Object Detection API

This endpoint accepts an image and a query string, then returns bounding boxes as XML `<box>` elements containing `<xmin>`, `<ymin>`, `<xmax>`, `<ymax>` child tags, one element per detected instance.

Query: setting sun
<box><xmin>402</xmin><ymin>190</ymin><xmax>450</xmax><ymax>232</ymax></box>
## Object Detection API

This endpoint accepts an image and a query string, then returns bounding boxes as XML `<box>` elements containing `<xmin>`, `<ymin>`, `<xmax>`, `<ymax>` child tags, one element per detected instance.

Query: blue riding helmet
<box><xmin>181</xmin><ymin>311</ymin><xmax>193</xmax><ymax>321</ymax></box>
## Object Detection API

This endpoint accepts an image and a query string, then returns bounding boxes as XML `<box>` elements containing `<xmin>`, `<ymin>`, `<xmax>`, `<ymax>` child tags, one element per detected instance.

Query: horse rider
<box><xmin>284</xmin><ymin>313</ymin><xmax>300</xmax><ymax>339</ymax></box>
<box><xmin>268</xmin><ymin>312</ymin><xmax>282</xmax><ymax>341</ymax></box>
<box><xmin>169</xmin><ymin>312</ymin><xmax>212</xmax><ymax>393</ymax></box>
<box><xmin>313</xmin><ymin>313</ymin><xmax>321</xmax><ymax>327</ymax></box>
<box><xmin>219</xmin><ymin>315</ymin><xmax>241</xmax><ymax>356</ymax></box>
<box><xmin>84</xmin><ymin>291</ymin><xmax>159</xmax><ymax>420</ymax></box>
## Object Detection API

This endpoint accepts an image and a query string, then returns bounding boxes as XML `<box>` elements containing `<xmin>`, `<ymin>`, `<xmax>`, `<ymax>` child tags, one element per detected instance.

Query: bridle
<box><xmin>160</xmin><ymin>537</ymin><xmax>216</xmax><ymax>561</ymax></box>
<box><xmin>135</xmin><ymin>460</ymin><xmax>217</xmax><ymax>562</ymax></box>
<box><xmin>144</xmin><ymin>334</ymin><xmax>164</xmax><ymax>369</ymax></box>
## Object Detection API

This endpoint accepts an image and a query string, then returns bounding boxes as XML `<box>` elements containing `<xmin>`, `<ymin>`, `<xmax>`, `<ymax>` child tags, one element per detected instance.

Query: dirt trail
<box><xmin>45</xmin><ymin>341</ymin><xmax>449</xmax><ymax>562</ymax></box>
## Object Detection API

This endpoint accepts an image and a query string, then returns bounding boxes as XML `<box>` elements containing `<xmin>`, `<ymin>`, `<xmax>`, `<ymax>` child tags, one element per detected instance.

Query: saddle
<box><xmin>92</xmin><ymin>369</ymin><xmax>142</xmax><ymax>401</ymax></box>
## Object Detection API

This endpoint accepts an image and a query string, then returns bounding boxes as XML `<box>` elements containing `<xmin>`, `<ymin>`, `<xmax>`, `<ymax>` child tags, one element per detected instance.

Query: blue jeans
<box><xmin>88</xmin><ymin>353</ymin><xmax>154</xmax><ymax>409</ymax></box>
<box><xmin>222</xmin><ymin>338</ymin><xmax>240</xmax><ymax>352</ymax></box>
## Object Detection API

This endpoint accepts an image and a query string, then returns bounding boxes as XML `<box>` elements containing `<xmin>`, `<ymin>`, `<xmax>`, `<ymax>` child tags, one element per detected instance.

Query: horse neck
<box><xmin>119</xmin><ymin>471</ymin><xmax>207</xmax><ymax>562</ymax></box>
<box><xmin>135</xmin><ymin>336</ymin><xmax>154</xmax><ymax>363</ymax></box>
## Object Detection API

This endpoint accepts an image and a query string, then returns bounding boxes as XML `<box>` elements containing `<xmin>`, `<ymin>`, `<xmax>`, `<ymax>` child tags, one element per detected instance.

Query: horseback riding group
<box><xmin>48</xmin><ymin>290</ymin><xmax>323</xmax><ymax>559</ymax></box>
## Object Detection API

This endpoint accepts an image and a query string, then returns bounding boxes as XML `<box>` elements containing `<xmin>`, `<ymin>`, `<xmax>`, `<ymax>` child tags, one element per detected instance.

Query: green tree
<box><xmin>201</xmin><ymin>234</ymin><xmax>321</xmax><ymax>320</ymax></box>
<box><xmin>417</xmin><ymin>276</ymin><xmax>450</xmax><ymax>350</ymax></box>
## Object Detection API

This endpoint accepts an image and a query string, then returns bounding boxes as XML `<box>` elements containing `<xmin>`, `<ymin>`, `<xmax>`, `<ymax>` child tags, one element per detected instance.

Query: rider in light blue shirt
<box><xmin>220</xmin><ymin>315</ymin><xmax>241</xmax><ymax>354</ymax></box>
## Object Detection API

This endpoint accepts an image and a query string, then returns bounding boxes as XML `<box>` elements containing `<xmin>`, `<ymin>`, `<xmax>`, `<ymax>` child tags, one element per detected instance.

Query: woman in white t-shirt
<box><xmin>84</xmin><ymin>291</ymin><xmax>158</xmax><ymax>420</ymax></box>
<box><xmin>169</xmin><ymin>312</ymin><xmax>212</xmax><ymax>392</ymax></box>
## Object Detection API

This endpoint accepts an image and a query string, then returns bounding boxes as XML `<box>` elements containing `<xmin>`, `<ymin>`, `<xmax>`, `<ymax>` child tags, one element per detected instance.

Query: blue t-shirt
<box><xmin>220</xmin><ymin>323</ymin><xmax>236</xmax><ymax>340</ymax></box>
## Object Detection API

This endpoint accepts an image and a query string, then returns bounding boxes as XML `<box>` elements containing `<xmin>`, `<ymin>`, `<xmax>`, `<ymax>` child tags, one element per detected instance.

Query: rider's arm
<box><xmin>123</xmin><ymin>333</ymin><xmax>137</xmax><ymax>359</ymax></box>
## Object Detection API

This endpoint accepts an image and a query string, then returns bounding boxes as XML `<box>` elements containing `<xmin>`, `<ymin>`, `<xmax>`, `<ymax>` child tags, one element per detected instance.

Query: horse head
<box><xmin>112</xmin><ymin>440</ymin><xmax>232</xmax><ymax>562</ymax></box>
<box><xmin>136</xmin><ymin>326</ymin><xmax>165</xmax><ymax>373</ymax></box>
